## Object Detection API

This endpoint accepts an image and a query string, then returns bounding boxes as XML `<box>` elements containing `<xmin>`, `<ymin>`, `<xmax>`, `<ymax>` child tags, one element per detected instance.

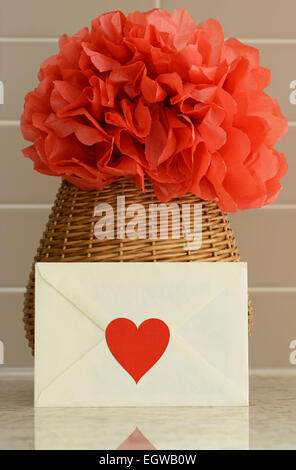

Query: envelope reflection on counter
<box><xmin>35</xmin><ymin>262</ymin><xmax>249</xmax><ymax>407</ymax></box>
<box><xmin>35</xmin><ymin>407</ymin><xmax>249</xmax><ymax>450</ymax></box>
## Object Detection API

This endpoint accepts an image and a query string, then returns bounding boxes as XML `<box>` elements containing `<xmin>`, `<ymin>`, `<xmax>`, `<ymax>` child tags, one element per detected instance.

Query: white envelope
<box><xmin>35</xmin><ymin>262</ymin><xmax>249</xmax><ymax>407</ymax></box>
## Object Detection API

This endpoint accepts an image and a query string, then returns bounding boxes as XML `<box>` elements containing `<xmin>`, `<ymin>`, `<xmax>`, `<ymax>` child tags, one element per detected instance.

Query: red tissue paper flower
<box><xmin>21</xmin><ymin>9</ymin><xmax>288</xmax><ymax>212</ymax></box>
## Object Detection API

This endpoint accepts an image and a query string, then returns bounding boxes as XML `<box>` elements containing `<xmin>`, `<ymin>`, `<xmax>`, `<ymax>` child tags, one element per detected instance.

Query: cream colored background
<box><xmin>0</xmin><ymin>0</ymin><xmax>295</xmax><ymax>368</ymax></box>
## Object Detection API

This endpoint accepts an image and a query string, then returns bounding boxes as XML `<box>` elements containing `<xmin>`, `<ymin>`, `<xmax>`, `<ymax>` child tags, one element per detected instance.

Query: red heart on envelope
<box><xmin>106</xmin><ymin>318</ymin><xmax>170</xmax><ymax>383</ymax></box>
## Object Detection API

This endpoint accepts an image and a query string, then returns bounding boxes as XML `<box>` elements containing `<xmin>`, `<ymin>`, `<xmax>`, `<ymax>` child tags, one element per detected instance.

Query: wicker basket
<box><xmin>24</xmin><ymin>178</ymin><xmax>253</xmax><ymax>353</ymax></box>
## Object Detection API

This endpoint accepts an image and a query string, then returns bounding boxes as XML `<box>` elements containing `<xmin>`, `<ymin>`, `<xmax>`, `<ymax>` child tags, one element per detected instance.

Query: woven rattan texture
<box><xmin>24</xmin><ymin>178</ymin><xmax>253</xmax><ymax>353</ymax></box>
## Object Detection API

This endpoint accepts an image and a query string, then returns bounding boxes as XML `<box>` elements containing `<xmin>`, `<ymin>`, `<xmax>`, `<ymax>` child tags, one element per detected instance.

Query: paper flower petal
<box><xmin>21</xmin><ymin>8</ymin><xmax>288</xmax><ymax>212</ymax></box>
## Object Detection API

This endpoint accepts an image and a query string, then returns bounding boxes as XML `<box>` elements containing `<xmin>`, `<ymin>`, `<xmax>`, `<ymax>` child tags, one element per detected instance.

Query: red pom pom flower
<box><xmin>21</xmin><ymin>9</ymin><xmax>288</xmax><ymax>211</ymax></box>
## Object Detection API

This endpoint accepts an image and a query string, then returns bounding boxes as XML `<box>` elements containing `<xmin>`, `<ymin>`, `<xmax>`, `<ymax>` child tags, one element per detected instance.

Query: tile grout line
<box><xmin>2</xmin><ymin>120</ymin><xmax>296</xmax><ymax>127</ymax></box>
<box><xmin>0</xmin><ymin>120</ymin><xmax>20</xmax><ymax>126</ymax></box>
<box><xmin>258</xmin><ymin>204</ymin><xmax>296</xmax><ymax>210</ymax></box>
<box><xmin>1</xmin><ymin>36</ymin><xmax>296</xmax><ymax>44</ymax></box>
<box><xmin>1</xmin><ymin>203</ymin><xmax>296</xmax><ymax>210</ymax></box>
<box><xmin>0</xmin><ymin>367</ymin><xmax>294</xmax><ymax>379</ymax></box>
<box><xmin>240</xmin><ymin>38</ymin><xmax>296</xmax><ymax>44</ymax></box>
<box><xmin>0</xmin><ymin>287</ymin><xmax>26</xmax><ymax>293</ymax></box>
<box><xmin>249</xmin><ymin>287</ymin><xmax>296</xmax><ymax>293</ymax></box>
<box><xmin>0</xmin><ymin>367</ymin><xmax>34</xmax><ymax>378</ymax></box>
<box><xmin>1</xmin><ymin>287</ymin><xmax>296</xmax><ymax>294</ymax></box>
<box><xmin>0</xmin><ymin>204</ymin><xmax>52</xmax><ymax>210</ymax></box>
<box><xmin>0</xmin><ymin>37</ymin><xmax>58</xmax><ymax>43</ymax></box>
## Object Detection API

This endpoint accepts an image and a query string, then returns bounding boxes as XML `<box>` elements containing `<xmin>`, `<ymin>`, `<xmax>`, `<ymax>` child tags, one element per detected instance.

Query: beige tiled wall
<box><xmin>0</xmin><ymin>42</ymin><xmax>58</xmax><ymax>120</ymax></box>
<box><xmin>163</xmin><ymin>0</ymin><xmax>296</xmax><ymax>39</ymax></box>
<box><xmin>0</xmin><ymin>0</ymin><xmax>295</xmax><ymax>369</ymax></box>
<box><xmin>0</xmin><ymin>0</ymin><xmax>153</xmax><ymax>37</ymax></box>
<box><xmin>249</xmin><ymin>292</ymin><xmax>296</xmax><ymax>368</ymax></box>
<box><xmin>0</xmin><ymin>126</ymin><xmax>59</xmax><ymax>203</ymax></box>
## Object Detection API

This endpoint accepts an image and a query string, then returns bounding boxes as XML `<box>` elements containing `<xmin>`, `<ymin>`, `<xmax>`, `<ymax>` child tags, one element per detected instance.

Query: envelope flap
<box><xmin>178</xmin><ymin>267</ymin><xmax>248</xmax><ymax>394</ymax></box>
<box><xmin>36</xmin><ymin>263</ymin><xmax>113</xmax><ymax>330</ymax></box>
<box><xmin>35</xmin><ymin>265</ymin><xmax>103</xmax><ymax>402</ymax></box>
<box><xmin>164</xmin><ymin>262</ymin><xmax>247</xmax><ymax>331</ymax></box>
<box><xmin>36</xmin><ymin>262</ymin><xmax>246</xmax><ymax>332</ymax></box>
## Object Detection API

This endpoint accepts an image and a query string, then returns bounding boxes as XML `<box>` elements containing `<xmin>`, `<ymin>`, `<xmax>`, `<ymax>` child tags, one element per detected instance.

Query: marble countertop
<box><xmin>0</xmin><ymin>369</ymin><xmax>295</xmax><ymax>450</ymax></box>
